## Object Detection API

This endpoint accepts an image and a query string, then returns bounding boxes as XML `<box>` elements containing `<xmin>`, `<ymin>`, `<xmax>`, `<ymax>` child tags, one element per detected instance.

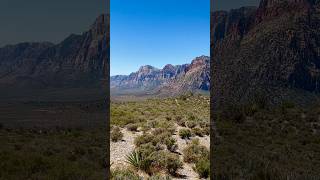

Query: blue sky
<box><xmin>110</xmin><ymin>0</ymin><xmax>210</xmax><ymax>75</ymax></box>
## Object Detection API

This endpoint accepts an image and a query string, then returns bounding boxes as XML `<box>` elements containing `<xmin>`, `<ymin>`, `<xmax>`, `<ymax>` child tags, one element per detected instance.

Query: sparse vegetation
<box><xmin>111</xmin><ymin>94</ymin><xmax>210</xmax><ymax>179</ymax></box>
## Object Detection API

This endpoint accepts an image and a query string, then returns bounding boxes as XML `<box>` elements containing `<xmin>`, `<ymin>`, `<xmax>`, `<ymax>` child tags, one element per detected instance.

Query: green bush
<box><xmin>183</xmin><ymin>139</ymin><xmax>209</xmax><ymax>163</ymax></box>
<box><xmin>194</xmin><ymin>158</ymin><xmax>210</xmax><ymax>178</ymax></box>
<box><xmin>179</xmin><ymin>129</ymin><xmax>192</xmax><ymax>139</ymax></box>
<box><xmin>111</xmin><ymin>127</ymin><xmax>123</xmax><ymax>142</ymax></box>
<box><xmin>134</xmin><ymin>133</ymin><xmax>154</xmax><ymax>147</ymax></box>
<box><xmin>137</xmin><ymin>143</ymin><xmax>157</xmax><ymax>160</ymax></box>
<box><xmin>149</xmin><ymin>151</ymin><xmax>182</xmax><ymax>175</ymax></box>
<box><xmin>164</xmin><ymin>137</ymin><xmax>178</xmax><ymax>152</ymax></box>
<box><xmin>127</xmin><ymin>123</ymin><xmax>139</xmax><ymax>132</ymax></box>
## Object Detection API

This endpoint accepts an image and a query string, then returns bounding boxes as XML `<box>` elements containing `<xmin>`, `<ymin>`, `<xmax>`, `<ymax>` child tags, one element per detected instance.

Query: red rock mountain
<box><xmin>111</xmin><ymin>56</ymin><xmax>210</xmax><ymax>96</ymax></box>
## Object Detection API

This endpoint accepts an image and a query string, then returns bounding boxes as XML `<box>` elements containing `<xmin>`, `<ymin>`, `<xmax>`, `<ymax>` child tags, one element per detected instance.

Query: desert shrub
<box><xmin>153</xmin><ymin>127</ymin><xmax>175</xmax><ymax>136</ymax></box>
<box><xmin>165</xmin><ymin>153</ymin><xmax>183</xmax><ymax>175</ymax></box>
<box><xmin>183</xmin><ymin>139</ymin><xmax>209</xmax><ymax>163</ymax></box>
<box><xmin>156</xmin><ymin>121</ymin><xmax>173</xmax><ymax>129</ymax></box>
<box><xmin>111</xmin><ymin>127</ymin><xmax>123</xmax><ymax>142</ymax></box>
<box><xmin>137</xmin><ymin>143</ymin><xmax>157</xmax><ymax>160</ymax></box>
<box><xmin>186</xmin><ymin>121</ymin><xmax>197</xmax><ymax>129</ymax></box>
<box><xmin>164</xmin><ymin>137</ymin><xmax>178</xmax><ymax>152</ymax></box>
<box><xmin>192</xmin><ymin>127</ymin><xmax>204</xmax><ymax>137</ymax></box>
<box><xmin>127</xmin><ymin>123</ymin><xmax>139</xmax><ymax>132</ymax></box>
<box><xmin>134</xmin><ymin>133</ymin><xmax>154</xmax><ymax>147</ymax></box>
<box><xmin>194</xmin><ymin>157</ymin><xmax>210</xmax><ymax>178</ymax></box>
<box><xmin>111</xmin><ymin>168</ymin><xmax>141</xmax><ymax>180</ymax></box>
<box><xmin>149</xmin><ymin>151</ymin><xmax>182</xmax><ymax>175</ymax></box>
<box><xmin>153</xmin><ymin>128</ymin><xmax>167</xmax><ymax>136</ymax></box>
<box><xmin>167</xmin><ymin>127</ymin><xmax>176</xmax><ymax>135</ymax></box>
<box><xmin>152</xmin><ymin>132</ymin><xmax>171</xmax><ymax>146</ymax></box>
<box><xmin>179</xmin><ymin>128</ymin><xmax>192</xmax><ymax>139</ymax></box>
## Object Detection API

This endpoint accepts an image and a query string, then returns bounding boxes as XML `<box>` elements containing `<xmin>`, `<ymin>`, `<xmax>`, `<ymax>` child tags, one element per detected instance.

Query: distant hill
<box><xmin>111</xmin><ymin>56</ymin><xmax>210</xmax><ymax>96</ymax></box>
<box><xmin>211</xmin><ymin>0</ymin><xmax>320</xmax><ymax>106</ymax></box>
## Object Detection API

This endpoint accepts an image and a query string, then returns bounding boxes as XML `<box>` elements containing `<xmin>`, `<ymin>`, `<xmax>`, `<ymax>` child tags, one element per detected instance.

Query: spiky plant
<box><xmin>125</xmin><ymin>150</ymin><xmax>142</xmax><ymax>169</ymax></box>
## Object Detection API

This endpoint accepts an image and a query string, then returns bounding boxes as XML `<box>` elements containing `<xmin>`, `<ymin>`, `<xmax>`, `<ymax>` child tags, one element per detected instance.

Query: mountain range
<box><xmin>211</xmin><ymin>0</ymin><xmax>320</xmax><ymax>106</ymax></box>
<box><xmin>0</xmin><ymin>14</ymin><xmax>109</xmax><ymax>101</ymax></box>
<box><xmin>110</xmin><ymin>56</ymin><xmax>210</xmax><ymax>96</ymax></box>
<box><xmin>0</xmin><ymin>14</ymin><xmax>109</xmax><ymax>89</ymax></box>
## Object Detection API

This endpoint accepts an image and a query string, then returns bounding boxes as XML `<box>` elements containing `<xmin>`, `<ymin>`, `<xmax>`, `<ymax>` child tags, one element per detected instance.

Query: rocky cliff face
<box><xmin>111</xmin><ymin>56</ymin><xmax>210</xmax><ymax>95</ymax></box>
<box><xmin>0</xmin><ymin>14</ymin><xmax>109</xmax><ymax>89</ymax></box>
<box><xmin>211</xmin><ymin>0</ymin><xmax>320</xmax><ymax>106</ymax></box>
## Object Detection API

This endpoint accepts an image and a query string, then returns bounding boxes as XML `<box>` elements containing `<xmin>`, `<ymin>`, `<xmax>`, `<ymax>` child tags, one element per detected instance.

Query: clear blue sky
<box><xmin>111</xmin><ymin>0</ymin><xmax>210</xmax><ymax>75</ymax></box>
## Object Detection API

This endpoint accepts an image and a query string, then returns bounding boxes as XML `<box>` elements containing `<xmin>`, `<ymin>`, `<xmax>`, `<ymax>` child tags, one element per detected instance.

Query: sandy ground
<box><xmin>110</xmin><ymin>124</ymin><xmax>210</xmax><ymax>180</ymax></box>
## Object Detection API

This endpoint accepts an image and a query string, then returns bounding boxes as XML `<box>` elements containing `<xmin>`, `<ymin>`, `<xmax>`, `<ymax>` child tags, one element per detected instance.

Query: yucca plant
<box><xmin>125</xmin><ymin>150</ymin><xmax>142</xmax><ymax>169</ymax></box>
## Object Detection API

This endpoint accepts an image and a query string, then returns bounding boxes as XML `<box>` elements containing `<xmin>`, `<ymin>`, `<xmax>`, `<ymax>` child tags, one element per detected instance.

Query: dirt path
<box><xmin>110</xmin><ymin>128</ymin><xmax>142</xmax><ymax>168</ymax></box>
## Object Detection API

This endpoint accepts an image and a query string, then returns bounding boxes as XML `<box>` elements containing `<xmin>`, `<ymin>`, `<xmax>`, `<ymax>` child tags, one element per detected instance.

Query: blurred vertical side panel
<box><xmin>0</xmin><ymin>0</ymin><xmax>110</xmax><ymax>179</ymax></box>
<box><xmin>211</xmin><ymin>0</ymin><xmax>320</xmax><ymax>178</ymax></box>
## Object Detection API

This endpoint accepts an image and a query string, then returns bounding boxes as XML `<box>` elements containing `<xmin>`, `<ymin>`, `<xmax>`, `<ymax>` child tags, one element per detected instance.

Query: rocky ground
<box><xmin>110</xmin><ymin>124</ymin><xmax>210</xmax><ymax>179</ymax></box>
